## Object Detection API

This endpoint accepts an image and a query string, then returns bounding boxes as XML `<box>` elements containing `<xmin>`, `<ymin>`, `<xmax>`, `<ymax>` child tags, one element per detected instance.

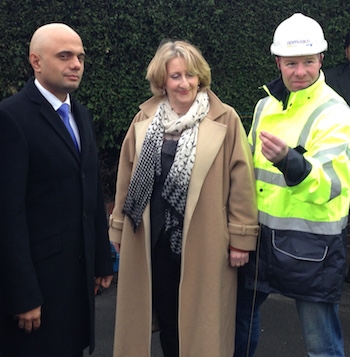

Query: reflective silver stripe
<box><xmin>272</xmin><ymin>231</ymin><xmax>328</xmax><ymax>262</ymax></box>
<box><xmin>311</xmin><ymin>143</ymin><xmax>347</xmax><ymax>200</ymax></box>
<box><xmin>296</xmin><ymin>98</ymin><xmax>344</xmax><ymax>199</ymax></box>
<box><xmin>256</xmin><ymin>162</ymin><xmax>341</xmax><ymax>200</ymax></box>
<box><xmin>313</xmin><ymin>143</ymin><xmax>349</xmax><ymax>161</ymax></box>
<box><xmin>255</xmin><ymin>168</ymin><xmax>286</xmax><ymax>187</ymax></box>
<box><xmin>323</xmin><ymin>161</ymin><xmax>341</xmax><ymax>200</ymax></box>
<box><xmin>297</xmin><ymin>98</ymin><xmax>340</xmax><ymax>148</ymax></box>
<box><xmin>259</xmin><ymin>211</ymin><xmax>348</xmax><ymax>234</ymax></box>
<box><xmin>251</xmin><ymin>97</ymin><xmax>269</xmax><ymax>154</ymax></box>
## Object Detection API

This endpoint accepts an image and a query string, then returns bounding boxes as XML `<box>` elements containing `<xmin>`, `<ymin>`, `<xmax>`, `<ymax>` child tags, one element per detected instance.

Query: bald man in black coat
<box><xmin>0</xmin><ymin>23</ymin><xmax>113</xmax><ymax>357</ymax></box>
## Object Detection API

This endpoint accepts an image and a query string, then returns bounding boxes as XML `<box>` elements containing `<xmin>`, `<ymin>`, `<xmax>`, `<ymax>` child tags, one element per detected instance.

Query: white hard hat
<box><xmin>270</xmin><ymin>13</ymin><xmax>328</xmax><ymax>56</ymax></box>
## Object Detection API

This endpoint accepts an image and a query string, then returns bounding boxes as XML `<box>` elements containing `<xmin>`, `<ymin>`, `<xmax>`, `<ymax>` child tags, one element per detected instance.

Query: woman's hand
<box><xmin>111</xmin><ymin>242</ymin><xmax>120</xmax><ymax>254</ymax></box>
<box><xmin>229</xmin><ymin>247</ymin><xmax>249</xmax><ymax>268</ymax></box>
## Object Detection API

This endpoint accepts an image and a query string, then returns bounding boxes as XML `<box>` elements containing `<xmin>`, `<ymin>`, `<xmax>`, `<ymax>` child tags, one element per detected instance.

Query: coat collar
<box><xmin>24</xmin><ymin>78</ymin><xmax>82</xmax><ymax>161</ymax></box>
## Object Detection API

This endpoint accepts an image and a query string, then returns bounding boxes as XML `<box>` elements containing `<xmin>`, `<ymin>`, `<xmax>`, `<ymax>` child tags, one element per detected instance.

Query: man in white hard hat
<box><xmin>234</xmin><ymin>13</ymin><xmax>350</xmax><ymax>357</ymax></box>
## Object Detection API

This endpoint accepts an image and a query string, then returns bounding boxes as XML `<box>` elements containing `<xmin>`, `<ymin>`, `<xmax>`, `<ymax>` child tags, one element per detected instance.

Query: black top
<box><xmin>150</xmin><ymin>139</ymin><xmax>178</xmax><ymax>249</ymax></box>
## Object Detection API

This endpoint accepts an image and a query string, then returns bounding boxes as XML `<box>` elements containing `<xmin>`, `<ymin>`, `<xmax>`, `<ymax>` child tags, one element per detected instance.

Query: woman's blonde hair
<box><xmin>146</xmin><ymin>40</ymin><xmax>211</xmax><ymax>97</ymax></box>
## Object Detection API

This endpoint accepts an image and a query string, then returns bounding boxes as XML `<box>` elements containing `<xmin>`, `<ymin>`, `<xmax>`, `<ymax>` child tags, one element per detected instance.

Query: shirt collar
<box><xmin>34</xmin><ymin>79</ymin><xmax>71</xmax><ymax>112</ymax></box>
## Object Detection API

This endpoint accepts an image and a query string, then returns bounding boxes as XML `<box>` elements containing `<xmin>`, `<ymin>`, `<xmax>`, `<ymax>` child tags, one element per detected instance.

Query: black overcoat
<box><xmin>324</xmin><ymin>64</ymin><xmax>350</xmax><ymax>106</ymax></box>
<box><xmin>0</xmin><ymin>79</ymin><xmax>113</xmax><ymax>356</ymax></box>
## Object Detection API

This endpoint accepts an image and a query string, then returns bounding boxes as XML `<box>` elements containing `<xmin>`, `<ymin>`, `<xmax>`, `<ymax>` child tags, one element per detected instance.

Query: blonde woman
<box><xmin>109</xmin><ymin>40</ymin><xmax>258</xmax><ymax>357</ymax></box>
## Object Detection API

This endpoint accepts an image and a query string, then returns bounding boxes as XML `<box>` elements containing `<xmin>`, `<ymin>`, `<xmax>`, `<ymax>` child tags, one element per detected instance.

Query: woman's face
<box><xmin>164</xmin><ymin>56</ymin><xmax>200</xmax><ymax>115</ymax></box>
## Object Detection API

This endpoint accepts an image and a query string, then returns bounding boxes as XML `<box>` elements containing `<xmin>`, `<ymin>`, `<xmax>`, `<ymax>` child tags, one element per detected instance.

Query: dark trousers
<box><xmin>234</xmin><ymin>272</ymin><xmax>268</xmax><ymax>357</ymax></box>
<box><xmin>152</xmin><ymin>237</ymin><xmax>181</xmax><ymax>357</ymax></box>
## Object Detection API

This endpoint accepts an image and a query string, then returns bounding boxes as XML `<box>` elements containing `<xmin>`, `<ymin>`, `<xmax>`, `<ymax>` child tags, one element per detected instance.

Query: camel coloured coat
<box><xmin>109</xmin><ymin>90</ymin><xmax>259</xmax><ymax>357</ymax></box>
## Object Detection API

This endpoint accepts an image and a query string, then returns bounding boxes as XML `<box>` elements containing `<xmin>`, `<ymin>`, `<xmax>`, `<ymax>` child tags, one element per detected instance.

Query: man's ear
<box><xmin>319</xmin><ymin>53</ymin><xmax>324</xmax><ymax>68</ymax></box>
<box><xmin>275</xmin><ymin>56</ymin><xmax>281</xmax><ymax>70</ymax></box>
<box><xmin>29</xmin><ymin>53</ymin><xmax>41</xmax><ymax>73</ymax></box>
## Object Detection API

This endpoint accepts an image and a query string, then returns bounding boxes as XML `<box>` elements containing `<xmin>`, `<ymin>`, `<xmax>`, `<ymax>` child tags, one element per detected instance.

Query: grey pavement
<box><xmin>86</xmin><ymin>274</ymin><xmax>350</xmax><ymax>357</ymax></box>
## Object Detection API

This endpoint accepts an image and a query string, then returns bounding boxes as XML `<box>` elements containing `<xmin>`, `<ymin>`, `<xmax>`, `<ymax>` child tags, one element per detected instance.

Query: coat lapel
<box><xmin>39</xmin><ymin>104</ymin><xmax>81</xmax><ymax>161</ymax></box>
<box><xmin>71</xmin><ymin>101</ymin><xmax>89</xmax><ymax>162</ymax></box>
<box><xmin>134</xmin><ymin>118</ymin><xmax>154</xmax><ymax>258</ymax></box>
<box><xmin>135</xmin><ymin>117</ymin><xmax>153</xmax><ymax>156</ymax></box>
<box><xmin>25</xmin><ymin>80</ymin><xmax>81</xmax><ymax>162</ymax></box>
<box><xmin>183</xmin><ymin>118</ymin><xmax>227</xmax><ymax>237</ymax></box>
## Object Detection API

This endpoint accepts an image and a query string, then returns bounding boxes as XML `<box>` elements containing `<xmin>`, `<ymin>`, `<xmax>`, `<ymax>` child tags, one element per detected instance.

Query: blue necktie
<box><xmin>57</xmin><ymin>103</ymin><xmax>79</xmax><ymax>151</ymax></box>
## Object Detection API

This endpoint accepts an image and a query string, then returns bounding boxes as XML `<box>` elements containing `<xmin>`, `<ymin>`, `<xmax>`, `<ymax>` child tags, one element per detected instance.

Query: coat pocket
<box><xmin>270</xmin><ymin>230</ymin><xmax>328</xmax><ymax>296</ymax></box>
<box><xmin>31</xmin><ymin>234</ymin><xmax>62</xmax><ymax>262</ymax></box>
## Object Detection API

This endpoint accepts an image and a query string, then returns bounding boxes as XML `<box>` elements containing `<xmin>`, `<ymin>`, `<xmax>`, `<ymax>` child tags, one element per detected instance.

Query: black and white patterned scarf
<box><xmin>123</xmin><ymin>91</ymin><xmax>210</xmax><ymax>255</ymax></box>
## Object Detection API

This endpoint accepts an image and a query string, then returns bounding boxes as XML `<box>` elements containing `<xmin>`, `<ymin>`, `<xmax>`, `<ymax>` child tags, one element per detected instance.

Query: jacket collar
<box><xmin>263</xmin><ymin>71</ymin><xmax>325</xmax><ymax>109</ymax></box>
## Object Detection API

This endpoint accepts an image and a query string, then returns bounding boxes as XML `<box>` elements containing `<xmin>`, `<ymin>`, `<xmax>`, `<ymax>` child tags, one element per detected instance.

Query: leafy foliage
<box><xmin>1</xmin><ymin>0</ymin><xmax>350</xmax><ymax>200</ymax></box>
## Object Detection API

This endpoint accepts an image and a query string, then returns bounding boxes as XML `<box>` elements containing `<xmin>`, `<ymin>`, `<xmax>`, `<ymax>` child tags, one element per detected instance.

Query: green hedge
<box><xmin>1</xmin><ymin>0</ymin><xmax>349</xmax><ymax>200</ymax></box>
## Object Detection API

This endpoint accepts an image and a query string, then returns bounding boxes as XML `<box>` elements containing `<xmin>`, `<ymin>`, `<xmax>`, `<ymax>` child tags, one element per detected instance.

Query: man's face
<box><xmin>276</xmin><ymin>54</ymin><xmax>323</xmax><ymax>92</ymax></box>
<box><xmin>32</xmin><ymin>30</ymin><xmax>85</xmax><ymax>101</ymax></box>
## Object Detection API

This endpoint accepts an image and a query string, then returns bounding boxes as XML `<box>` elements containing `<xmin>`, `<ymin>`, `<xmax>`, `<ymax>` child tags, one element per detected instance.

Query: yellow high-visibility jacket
<box><xmin>249</xmin><ymin>71</ymin><xmax>350</xmax><ymax>235</ymax></box>
<box><xmin>244</xmin><ymin>72</ymin><xmax>350</xmax><ymax>302</ymax></box>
